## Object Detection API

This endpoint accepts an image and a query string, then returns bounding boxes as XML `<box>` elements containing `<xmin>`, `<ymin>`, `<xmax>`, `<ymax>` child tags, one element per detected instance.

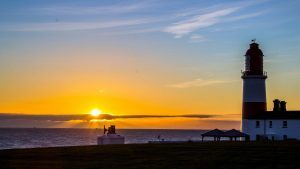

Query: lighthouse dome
<box><xmin>243</xmin><ymin>42</ymin><xmax>264</xmax><ymax>75</ymax></box>
<box><xmin>245</xmin><ymin>42</ymin><xmax>264</xmax><ymax>57</ymax></box>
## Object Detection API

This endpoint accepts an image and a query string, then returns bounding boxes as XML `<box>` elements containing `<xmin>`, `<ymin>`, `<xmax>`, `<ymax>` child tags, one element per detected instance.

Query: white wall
<box><xmin>242</xmin><ymin>119</ymin><xmax>300</xmax><ymax>140</ymax></box>
<box><xmin>97</xmin><ymin>134</ymin><xmax>125</xmax><ymax>145</ymax></box>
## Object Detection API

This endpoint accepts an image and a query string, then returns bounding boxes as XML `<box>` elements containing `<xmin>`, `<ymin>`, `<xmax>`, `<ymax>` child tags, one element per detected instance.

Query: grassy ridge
<box><xmin>1</xmin><ymin>142</ymin><xmax>300</xmax><ymax>169</ymax></box>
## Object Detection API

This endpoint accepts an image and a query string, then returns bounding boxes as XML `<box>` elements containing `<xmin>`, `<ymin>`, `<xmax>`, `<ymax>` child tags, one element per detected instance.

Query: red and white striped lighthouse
<box><xmin>242</xmin><ymin>41</ymin><xmax>267</xmax><ymax>135</ymax></box>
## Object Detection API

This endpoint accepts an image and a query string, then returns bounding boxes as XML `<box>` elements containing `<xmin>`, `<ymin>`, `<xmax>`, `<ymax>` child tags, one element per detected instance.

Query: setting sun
<box><xmin>90</xmin><ymin>109</ymin><xmax>101</xmax><ymax>117</ymax></box>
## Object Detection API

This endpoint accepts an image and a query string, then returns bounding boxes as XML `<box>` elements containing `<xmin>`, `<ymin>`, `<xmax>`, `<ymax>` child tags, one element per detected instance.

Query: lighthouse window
<box><xmin>245</xmin><ymin>55</ymin><xmax>250</xmax><ymax>71</ymax></box>
<box><xmin>269</xmin><ymin>121</ymin><xmax>273</xmax><ymax>128</ymax></box>
<box><xmin>283</xmin><ymin>121</ymin><xmax>288</xmax><ymax>128</ymax></box>
<box><xmin>256</xmin><ymin>121</ymin><xmax>260</xmax><ymax>128</ymax></box>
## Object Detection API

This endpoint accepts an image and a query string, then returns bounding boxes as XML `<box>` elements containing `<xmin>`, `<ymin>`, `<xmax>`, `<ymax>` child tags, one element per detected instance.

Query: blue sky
<box><xmin>1</xmin><ymin>0</ymin><xmax>300</xmax><ymax>61</ymax></box>
<box><xmin>1</xmin><ymin>1</ymin><xmax>299</xmax><ymax>37</ymax></box>
<box><xmin>0</xmin><ymin>0</ymin><xmax>300</xmax><ymax>128</ymax></box>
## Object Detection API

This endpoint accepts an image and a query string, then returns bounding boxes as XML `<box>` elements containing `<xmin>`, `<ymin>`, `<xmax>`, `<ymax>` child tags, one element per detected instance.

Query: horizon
<box><xmin>1</xmin><ymin>0</ymin><xmax>300</xmax><ymax>129</ymax></box>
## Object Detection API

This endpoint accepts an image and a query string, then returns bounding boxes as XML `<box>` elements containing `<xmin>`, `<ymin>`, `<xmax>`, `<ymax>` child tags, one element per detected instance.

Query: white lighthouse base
<box><xmin>97</xmin><ymin>134</ymin><xmax>125</xmax><ymax>145</ymax></box>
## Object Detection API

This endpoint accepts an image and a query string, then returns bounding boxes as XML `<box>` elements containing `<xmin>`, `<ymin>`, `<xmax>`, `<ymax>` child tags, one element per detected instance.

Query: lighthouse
<box><xmin>241</xmin><ymin>40</ymin><xmax>268</xmax><ymax>139</ymax></box>
<box><xmin>241</xmin><ymin>41</ymin><xmax>300</xmax><ymax>141</ymax></box>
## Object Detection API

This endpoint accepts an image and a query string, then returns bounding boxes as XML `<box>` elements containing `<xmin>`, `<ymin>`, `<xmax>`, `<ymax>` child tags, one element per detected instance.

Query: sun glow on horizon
<box><xmin>90</xmin><ymin>108</ymin><xmax>101</xmax><ymax>117</ymax></box>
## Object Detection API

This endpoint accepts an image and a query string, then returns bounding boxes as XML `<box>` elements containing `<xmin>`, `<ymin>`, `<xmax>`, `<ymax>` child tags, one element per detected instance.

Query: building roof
<box><xmin>247</xmin><ymin>111</ymin><xmax>300</xmax><ymax>120</ymax></box>
<box><xmin>201</xmin><ymin>129</ymin><xmax>224</xmax><ymax>137</ymax></box>
<box><xmin>201</xmin><ymin>129</ymin><xmax>249</xmax><ymax>138</ymax></box>
<box><xmin>221</xmin><ymin>129</ymin><xmax>249</xmax><ymax>137</ymax></box>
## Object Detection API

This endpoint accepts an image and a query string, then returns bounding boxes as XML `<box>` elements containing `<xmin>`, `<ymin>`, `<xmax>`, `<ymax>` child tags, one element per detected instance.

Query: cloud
<box><xmin>167</xmin><ymin>78</ymin><xmax>232</xmax><ymax>89</ymax></box>
<box><xmin>163</xmin><ymin>1</ymin><xmax>267</xmax><ymax>38</ymax></box>
<box><xmin>0</xmin><ymin>114</ymin><xmax>89</xmax><ymax>122</ymax></box>
<box><xmin>224</xmin><ymin>11</ymin><xmax>267</xmax><ymax>22</ymax></box>
<box><xmin>2</xmin><ymin>18</ymin><xmax>162</xmax><ymax>32</ymax></box>
<box><xmin>1</xmin><ymin>14</ymin><xmax>176</xmax><ymax>32</ymax></box>
<box><xmin>164</xmin><ymin>7</ymin><xmax>240</xmax><ymax>38</ymax></box>
<box><xmin>33</xmin><ymin>2</ymin><xmax>148</xmax><ymax>15</ymax></box>
<box><xmin>0</xmin><ymin>113</ymin><xmax>218</xmax><ymax>122</ymax></box>
<box><xmin>95</xmin><ymin>27</ymin><xmax>161</xmax><ymax>36</ymax></box>
<box><xmin>1</xmin><ymin>1</ymin><xmax>266</xmax><ymax>36</ymax></box>
<box><xmin>0</xmin><ymin>1</ymin><xmax>170</xmax><ymax>33</ymax></box>
<box><xmin>189</xmin><ymin>34</ymin><xmax>207</xmax><ymax>43</ymax></box>
<box><xmin>116</xmin><ymin>114</ymin><xmax>217</xmax><ymax>119</ymax></box>
<box><xmin>173</xmin><ymin>0</ymin><xmax>263</xmax><ymax>18</ymax></box>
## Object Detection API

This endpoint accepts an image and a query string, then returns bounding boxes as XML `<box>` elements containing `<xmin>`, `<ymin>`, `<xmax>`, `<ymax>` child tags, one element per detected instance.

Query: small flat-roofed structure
<box><xmin>221</xmin><ymin>129</ymin><xmax>249</xmax><ymax>141</ymax></box>
<box><xmin>202</xmin><ymin>129</ymin><xmax>249</xmax><ymax>141</ymax></box>
<box><xmin>201</xmin><ymin>129</ymin><xmax>224</xmax><ymax>141</ymax></box>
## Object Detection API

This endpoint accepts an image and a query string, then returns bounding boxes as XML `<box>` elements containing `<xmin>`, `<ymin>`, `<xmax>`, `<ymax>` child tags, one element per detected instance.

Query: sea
<box><xmin>0</xmin><ymin>128</ymin><xmax>209</xmax><ymax>150</ymax></box>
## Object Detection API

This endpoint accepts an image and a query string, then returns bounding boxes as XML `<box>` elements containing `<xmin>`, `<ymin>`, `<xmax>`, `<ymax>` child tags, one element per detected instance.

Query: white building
<box><xmin>97</xmin><ymin>125</ymin><xmax>125</xmax><ymax>145</ymax></box>
<box><xmin>241</xmin><ymin>41</ymin><xmax>300</xmax><ymax>141</ymax></box>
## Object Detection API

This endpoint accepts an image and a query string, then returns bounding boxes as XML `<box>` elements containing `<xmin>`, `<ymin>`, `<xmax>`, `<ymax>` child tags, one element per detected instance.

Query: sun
<box><xmin>90</xmin><ymin>108</ymin><xmax>101</xmax><ymax>117</ymax></box>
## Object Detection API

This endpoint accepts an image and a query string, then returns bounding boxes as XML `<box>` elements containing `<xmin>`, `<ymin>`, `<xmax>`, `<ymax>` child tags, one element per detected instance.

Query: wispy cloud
<box><xmin>96</xmin><ymin>27</ymin><xmax>162</xmax><ymax>36</ymax></box>
<box><xmin>164</xmin><ymin>7</ymin><xmax>240</xmax><ymax>38</ymax></box>
<box><xmin>163</xmin><ymin>0</ymin><xmax>267</xmax><ymax>38</ymax></box>
<box><xmin>33</xmin><ymin>2</ymin><xmax>148</xmax><ymax>15</ymax></box>
<box><xmin>173</xmin><ymin>0</ymin><xmax>264</xmax><ymax>18</ymax></box>
<box><xmin>2</xmin><ymin>18</ymin><xmax>161</xmax><ymax>32</ymax></box>
<box><xmin>0</xmin><ymin>113</ymin><xmax>240</xmax><ymax>129</ymax></box>
<box><xmin>167</xmin><ymin>78</ymin><xmax>234</xmax><ymax>89</ymax></box>
<box><xmin>0</xmin><ymin>114</ymin><xmax>88</xmax><ymax>122</ymax></box>
<box><xmin>189</xmin><ymin>34</ymin><xmax>207</xmax><ymax>43</ymax></box>
<box><xmin>0</xmin><ymin>1</ymin><xmax>266</xmax><ymax>36</ymax></box>
<box><xmin>224</xmin><ymin>11</ymin><xmax>267</xmax><ymax>22</ymax></box>
<box><xmin>116</xmin><ymin>114</ymin><xmax>217</xmax><ymax>119</ymax></box>
<box><xmin>0</xmin><ymin>113</ymin><xmax>218</xmax><ymax>122</ymax></box>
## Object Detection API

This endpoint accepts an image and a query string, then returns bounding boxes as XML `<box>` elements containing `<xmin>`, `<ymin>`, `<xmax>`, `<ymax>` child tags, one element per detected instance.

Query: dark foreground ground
<box><xmin>1</xmin><ymin>142</ymin><xmax>300</xmax><ymax>169</ymax></box>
